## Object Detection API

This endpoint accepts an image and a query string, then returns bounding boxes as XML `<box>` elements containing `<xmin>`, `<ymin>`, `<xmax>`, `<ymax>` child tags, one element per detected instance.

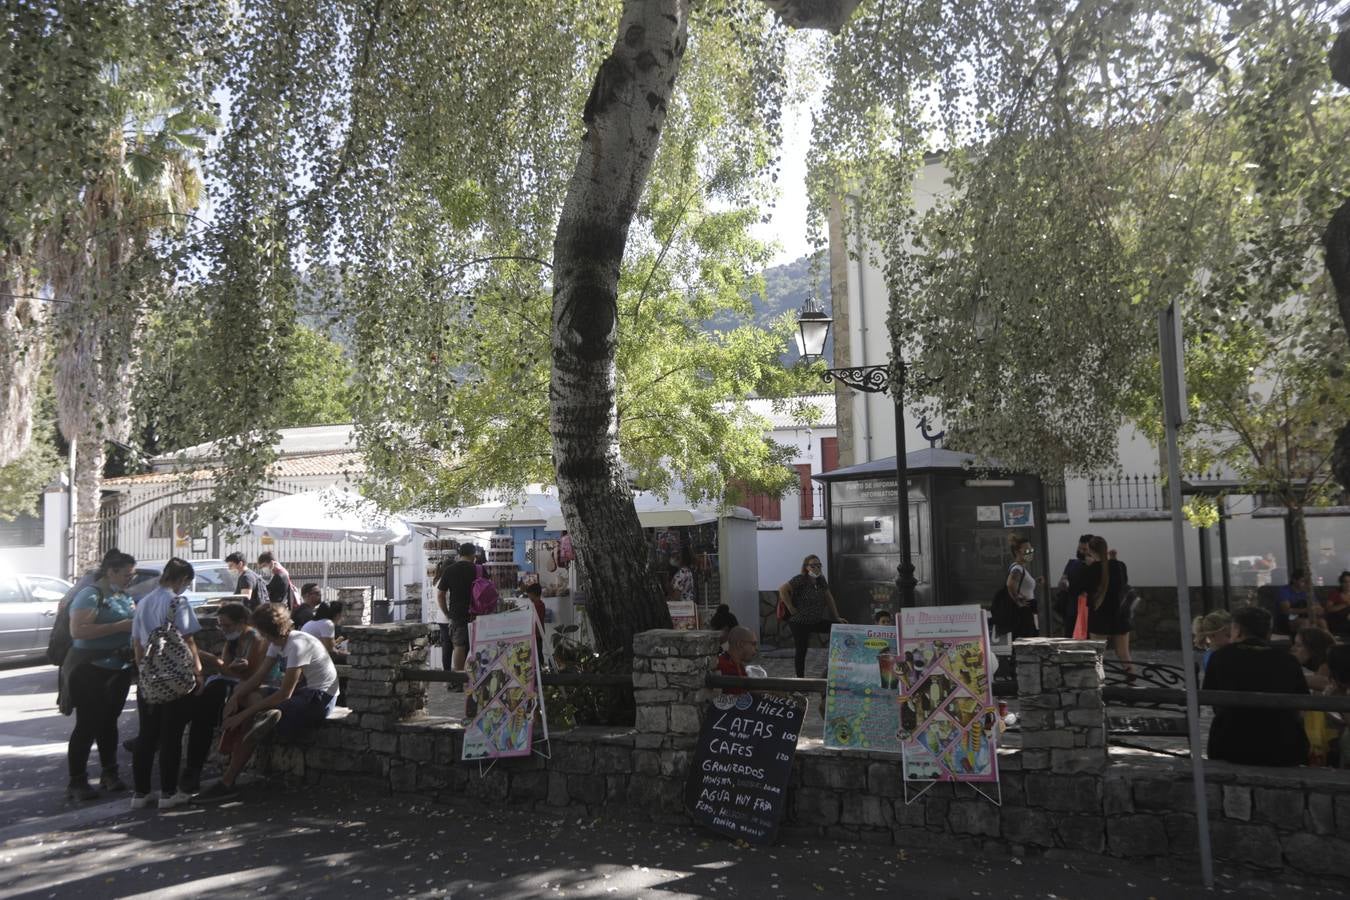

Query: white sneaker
<box><xmin>159</xmin><ymin>791</ymin><xmax>192</xmax><ymax>811</ymax></box>
<box><xmin>129</xmin><ymin>793</ymin><xmax>157</xmax><ymax>810</ymax></box>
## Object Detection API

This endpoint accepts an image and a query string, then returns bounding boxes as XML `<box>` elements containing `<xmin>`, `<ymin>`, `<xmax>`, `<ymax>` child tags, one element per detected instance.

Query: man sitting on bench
<box><xmin>194</xmin><ymin>604</ymin><xmax>339</xmax><ymax>803</ymax></box>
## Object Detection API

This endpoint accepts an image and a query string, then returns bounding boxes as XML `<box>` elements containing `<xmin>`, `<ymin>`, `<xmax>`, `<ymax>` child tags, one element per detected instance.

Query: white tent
<box><xmin>414</xmin><ymin>492</ymin><xmax>562</xmax><ymax>529</ymax></box>
<box><xmin>250</xmin><ymin>487</ymin><xmax>413</xmax><ymax>588</ymax></box>
<box><xmin>543</xmin><ymin>497</ymin><xmax>754</xmax><ymax>531</ymax></box>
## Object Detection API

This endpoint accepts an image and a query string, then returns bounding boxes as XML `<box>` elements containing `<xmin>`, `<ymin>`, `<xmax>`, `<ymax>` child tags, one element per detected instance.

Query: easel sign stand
<box><xmin>895</xmin><ymin>605</ymin><xmax>1002</xmax><ymax>806</ymax></box>
<box><xmin>460</xmin><ymin>609</ymin><xmax>550</xmax><ymax>774</ymax></box>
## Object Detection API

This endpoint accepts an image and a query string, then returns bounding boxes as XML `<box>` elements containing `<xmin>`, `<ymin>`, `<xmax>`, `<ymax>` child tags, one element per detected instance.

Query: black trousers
<box><xmin>788</xmin><ymin>620</ymin><xmax>834</xmax><ymax>677</ymax></box>
<box><xmin>185</xmin><ymin>678</ymin><xmax>236</xmax><ymax>772</ymax></box>
<box><xmin>132</xmin><ymin>693</ymin><xmax>195</xmax><ymax>795</ymax></box>
<box><xmin>66</xmin><ymin>664</ymin><xmax>132</xmax><ymax>779</ymax></box>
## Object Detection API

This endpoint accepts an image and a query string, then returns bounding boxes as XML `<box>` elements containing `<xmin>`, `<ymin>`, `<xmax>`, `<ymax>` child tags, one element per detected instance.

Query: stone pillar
<box><xmin>631</xmin><ymin>629</ymin><xmax>721</xmax><ymax>744</ymax></box>
<box><xmin>344</xmin><ymin>623</ymin><xmax>433</xmax><ymax>730</ymax></box>
<box><xmin>338</xmin><ymin>586</ymin><xmax>368</xmax><ymax>625</ymax></box>
<box><xmin>404</xmin><ymin>582</ymin><xmax>423</xmax><ymax>622</ymax></box>
<box><xmin>1013</xmin><ymin>637</ymin><xmax>1108</xmax><ymax>774</ymax></box>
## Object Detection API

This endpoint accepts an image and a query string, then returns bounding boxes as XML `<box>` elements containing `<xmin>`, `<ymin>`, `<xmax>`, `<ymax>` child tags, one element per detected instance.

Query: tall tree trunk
<box><xmin>550</xmin><ymin>0</ymin><xmax>692</xmax><ymax>653</ymax></box>
<box><xmin>72</xmin><ymin>434</ymin><xmax>106</xmax><ymax>571</ymax></box>
<box><xmin>1325</xmin><ymin>29</ymin><xmax>1350</xmax><ymax>492</ymax></box>
<box><xmin>549</xmin><ymin>0</ymin><xmax>860</xmax><ymax>653</ymax></box>
<box><xmin>0</xmin><ymin>254</ymin><xmax>45</xmax><ymax>467</ymax></box>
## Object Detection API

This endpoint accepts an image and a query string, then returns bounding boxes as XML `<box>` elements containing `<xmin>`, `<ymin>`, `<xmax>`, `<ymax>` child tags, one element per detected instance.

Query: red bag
<box><xmin>1072</xmin><ymin>593</ymin><xmax>1090</xmax><ymax>640</ymax></box>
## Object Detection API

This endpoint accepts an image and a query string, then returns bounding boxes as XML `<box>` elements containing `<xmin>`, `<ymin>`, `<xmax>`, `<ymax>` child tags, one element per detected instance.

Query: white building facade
<box><xmin>826</xmin><ymin>160</ymin><xmax>1349</xmax><ymax>597</ymax></box>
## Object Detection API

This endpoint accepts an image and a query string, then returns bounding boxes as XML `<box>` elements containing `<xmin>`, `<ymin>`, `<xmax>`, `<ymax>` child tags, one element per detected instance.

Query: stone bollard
<box><xmin>1012</xmin><ymin>637</ymin><xmax>1108</xmax><ymax>774</ymax></box>
<box><xmin>338</xmin><ymin>586</ymin><xmax>368</xmax><ymax>625</ymax></box>
<box><xmin>631</xmin><ymin>629</ymin><xmax>721</xmax><ymax>746</ymax></box>
<box><xmin>343</xmin><ymin>623</ymin><xmax>433</xmax><ymax>730</ymax></box>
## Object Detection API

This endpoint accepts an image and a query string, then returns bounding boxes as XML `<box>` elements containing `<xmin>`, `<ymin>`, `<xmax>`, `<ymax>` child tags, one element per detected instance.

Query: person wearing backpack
<box><xmin>62</xmin><ymin>550</ymin><xmax>138</xmax><ymax>802</ymax></box>
<box><xmin>130</xmin><ymin>557</ymin><xmax>203</xmax><ymax>811</ymax></box>
<box><xmin>436</xmin><ymin>543</ymin><xmax>478</xmax><ymax>672</ymax></box>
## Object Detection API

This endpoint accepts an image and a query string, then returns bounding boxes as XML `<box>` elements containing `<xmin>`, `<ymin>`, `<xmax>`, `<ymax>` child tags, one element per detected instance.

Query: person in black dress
<box><xmin>1069</xmin><ymin>535</ymin><xmax>1133</xmax><ymax>678</ymax></box>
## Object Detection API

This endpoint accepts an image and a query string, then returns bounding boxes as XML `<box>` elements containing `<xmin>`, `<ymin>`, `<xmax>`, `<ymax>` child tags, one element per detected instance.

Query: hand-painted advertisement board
<box><xmin>685</xmin><ymin>692</ymin><xmax>804</xmax><ymax>845</ymax></box>
<box><xmin>824</xmin><ymin>624</ymin><xmax>902</xmax><ymax>753</ymax></box>
<box><xmin>897</xmin><ymin>605</ymin><xmax>998</xmax><ymax>782</ymax></box>
<box><xmin>462</xmin><ymin>610</ymin><xmax>546</xmax><ymax>761</ymax></box>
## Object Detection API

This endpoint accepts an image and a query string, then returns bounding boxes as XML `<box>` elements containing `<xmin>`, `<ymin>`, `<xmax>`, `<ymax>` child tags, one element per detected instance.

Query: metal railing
<box><xmin>391</xmin><ymin>668</ymin><xmax>1350</xmax><ymax>714</ymax></box>
<box><xmin>1088</xmin><ymin>474</ymin><xmax>1169</xmax><ymax>512</ymax></box>
<box><xmin>1087</xmin><ymin>470</ymin><xmax>1229</xmax><ymax>513</ymax></box>
<box><xmin>402</xmin><ymin>668</ymin><xmax>633</xmax><ymax>689</ymax></box>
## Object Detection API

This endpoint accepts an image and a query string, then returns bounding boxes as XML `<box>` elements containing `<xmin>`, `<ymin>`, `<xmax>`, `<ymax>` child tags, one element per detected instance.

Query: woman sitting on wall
<box><xmin>180</xmin><ymin>601</ymin><xmax>268</xmax><ymax>794</ymax></box>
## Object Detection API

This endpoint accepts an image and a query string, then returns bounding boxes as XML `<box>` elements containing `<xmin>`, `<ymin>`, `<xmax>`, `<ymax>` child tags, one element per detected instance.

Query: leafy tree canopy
<box><xmin>807</xmin><ymin>0</ymin><xmax>1348</xmax><ymax>478</ymax></box>
<box><xmin>150</xmin><ymin>0</ymin><xmax>821</xmax><ymax>520</ymax></box>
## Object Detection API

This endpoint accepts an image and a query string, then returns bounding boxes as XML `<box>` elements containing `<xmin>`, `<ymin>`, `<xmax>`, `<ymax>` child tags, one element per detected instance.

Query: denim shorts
<box><xmin>261</xmin><ymin>685</ymin><xmax>336</xmax><ymax>739</ymax></box>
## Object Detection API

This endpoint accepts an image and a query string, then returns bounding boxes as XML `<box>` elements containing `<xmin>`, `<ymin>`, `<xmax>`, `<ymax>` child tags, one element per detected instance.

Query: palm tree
<box><xmin>44</xmin><ymin>99</ymin><xmax>205</xmax><ymax>568</ymax></box>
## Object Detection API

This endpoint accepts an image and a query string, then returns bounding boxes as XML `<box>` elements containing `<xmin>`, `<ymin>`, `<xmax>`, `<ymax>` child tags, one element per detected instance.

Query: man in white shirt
<box><xmin>193</xmin><ymin>604</ymin><xmax>338</xmax><ymax>804</ymax></box>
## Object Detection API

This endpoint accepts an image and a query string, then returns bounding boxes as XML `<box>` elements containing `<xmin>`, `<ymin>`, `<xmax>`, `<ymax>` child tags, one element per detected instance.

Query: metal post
<box><xmin>819</xmin><ymin>364</ymin><xmax>919</xmax><ymax>611</ymax></box>
<box><xmin>893</xmin><ymin>376</ymin><xmax>916</xmax><ymax>608</ymax></box>
<box><xmin>1160</xmin><ymin>302</ymin><xmax>1214</xmax><ymax>889</ymax></box>
<box><xmin>1198</xmin><ymin>524</ymin><xmax>1212</xmax><ymax>614</ymax></box>
<box><xmin>1218</xmin><ymin>512</ymin><xmax>1232</xmax><ymax>609</ymax></box>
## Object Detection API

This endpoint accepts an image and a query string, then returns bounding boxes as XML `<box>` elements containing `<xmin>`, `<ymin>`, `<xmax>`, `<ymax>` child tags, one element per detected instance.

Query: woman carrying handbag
<box><xmin>130</xmin><ymin>558</ymin><xmax>204</xmax><ymax>811</ymax></box>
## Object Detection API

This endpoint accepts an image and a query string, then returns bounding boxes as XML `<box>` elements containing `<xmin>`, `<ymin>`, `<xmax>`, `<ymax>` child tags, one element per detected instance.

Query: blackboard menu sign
<box><xmin>684</xmin><ymin>692</ymin><xmax>805</xmax><ymax>845</ymax></box>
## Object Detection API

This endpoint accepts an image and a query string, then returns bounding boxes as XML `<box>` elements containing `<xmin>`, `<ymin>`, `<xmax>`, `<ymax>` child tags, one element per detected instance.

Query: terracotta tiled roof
<box><xmin>103</xmin><ymin>451</ymin><xmax>364</xmax><ymax>488</ymax></box>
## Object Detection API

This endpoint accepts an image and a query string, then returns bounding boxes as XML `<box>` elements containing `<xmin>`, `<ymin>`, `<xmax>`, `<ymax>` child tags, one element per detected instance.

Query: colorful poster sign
<box><xmin>1001</xmin><ymin>501</ymin><xmax>1034</xmax><ymax>527</ymax></box>
<box><xmin>668</xmin><ymin>601</ymin><xmax>698</xmax><ymax>630</ymax></box>
<box><xmin>462</xmin><ymin>610</ymin><xmax>545</xmax><ymax>761</ymax></box>
<box><xmin>897</xmin><ymin>605</ymin><xmax>998</xmax><ymax>783</ymax></box>
<box><xmin>685</xmin><ymin>692</ymin><xmax>805</xmax><ymax>845</ymax></box>
<box><xmin>824</xmin><ymin>624</ymin><xmax>902</xmax><ymax>753</ymax></box>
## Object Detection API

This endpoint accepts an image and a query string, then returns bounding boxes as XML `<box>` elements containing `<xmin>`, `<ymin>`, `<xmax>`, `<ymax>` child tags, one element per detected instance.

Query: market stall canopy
<box><xmin>544</xmin><ymin>498</ymin><xmax>754</xmax><ymax>532</ymax></box>
<box><xmin>250</xmin><ymin>487</ymin><xmax>413</xmax><ymax>545</ymax></box>
<box><xmin>413</xmin><ymin>493</ymin><xmax>562</xmax><ymax>529</ymax></box>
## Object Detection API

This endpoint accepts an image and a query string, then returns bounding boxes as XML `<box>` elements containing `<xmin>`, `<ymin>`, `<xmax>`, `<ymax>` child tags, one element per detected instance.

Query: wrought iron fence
<box><xmin>1087</xmin><ymin>471</ymin><xmax>1226</xmax><ymax>513</ymax></box>
<box><xmin>1088</xmin><ymin>473</ymin><xmax>1169</xmax><ymax>512</ymax></box>
<box><xmin>70</xmin><ymin>477</ymin><xmax>391</xmax><ymax>600</ymax></box>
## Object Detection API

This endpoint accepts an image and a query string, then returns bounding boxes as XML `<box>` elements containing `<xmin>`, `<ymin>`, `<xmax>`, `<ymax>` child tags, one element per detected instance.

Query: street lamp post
<box><xmin>796</xmin><ymin>298</ymin><xmax>918</xmax><ymax>609</ymax></box>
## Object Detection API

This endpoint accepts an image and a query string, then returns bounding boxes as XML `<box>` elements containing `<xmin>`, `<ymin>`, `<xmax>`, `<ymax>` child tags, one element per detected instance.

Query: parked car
<box><xmin>128</xmin><ymin>559</ymin><xmax>240</xmax><ymax>607</ymax></box>
<box><xmin>0</xmin><ymin>570</ymin><xmax>73</xmax><ymax>663</ymax></box>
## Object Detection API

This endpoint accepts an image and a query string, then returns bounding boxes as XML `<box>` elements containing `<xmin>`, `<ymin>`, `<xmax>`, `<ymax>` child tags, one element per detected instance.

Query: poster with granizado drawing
<box><xmin>823</xmin><ymin>624</ymin><xmax>902</xmax><ymax>753</ymax></box>
<box><xmin>462</xmin><ymin>609</ymin><xmax>546</xmax><ymax>761</ymax></box>
<box><xmin>897</xmin><ymin>605</ymin><xmax>998</xmax><ymax>783</ymax></box>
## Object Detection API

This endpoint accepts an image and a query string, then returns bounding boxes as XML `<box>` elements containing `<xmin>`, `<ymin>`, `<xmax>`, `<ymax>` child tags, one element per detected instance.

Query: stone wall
<box><xmin>255</xmin><ymin>624</ymin><xmax>1350</xmax><ymax>887</ymax></box>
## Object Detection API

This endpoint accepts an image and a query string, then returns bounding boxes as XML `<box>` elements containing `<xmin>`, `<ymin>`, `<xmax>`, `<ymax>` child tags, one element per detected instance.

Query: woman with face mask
<box><xmin>179</xmin><ymin>602</ymin><xmax>268</xmax><ymax>794</ymax></box>
<box><xmin>63</xmin><ymin>550</ymin><xmax>138</xmax><ymax>801</ymax></box>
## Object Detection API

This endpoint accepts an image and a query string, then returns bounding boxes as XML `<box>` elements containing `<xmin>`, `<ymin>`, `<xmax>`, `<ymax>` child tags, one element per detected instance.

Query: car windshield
<box><xmin>22</xmin><ymin>576</ymin><xmax>70</xmax><ymax>602</ymax></box>
<box><xmin>193</xmin><ymin>566</ymin><xmax>235</xmax><ymax>592</ymax></box>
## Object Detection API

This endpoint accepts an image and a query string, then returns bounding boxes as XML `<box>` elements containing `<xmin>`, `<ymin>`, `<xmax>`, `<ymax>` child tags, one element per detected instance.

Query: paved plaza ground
<box><xmin>0</xmin><ymin>659</ymin><xmax>1322</xmax><ymax>899</ymax></box>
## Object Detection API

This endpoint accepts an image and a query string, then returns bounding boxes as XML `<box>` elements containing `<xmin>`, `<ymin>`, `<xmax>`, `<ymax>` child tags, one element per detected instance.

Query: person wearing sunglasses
<box><xmin>777</xmin><ymin>556</ymin><xmax>846</xmax><ymax>677</ymax></box>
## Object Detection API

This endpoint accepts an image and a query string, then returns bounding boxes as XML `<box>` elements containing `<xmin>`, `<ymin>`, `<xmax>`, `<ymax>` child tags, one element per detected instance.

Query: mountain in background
<box><xmin>301</xmin><ymin>252</ymin><xmax>833</xmax><ymax>364</ymax></box>
<box><xmin>710</xmin><ymin>252</ymin><xmax>833</xmax><ymax>365</ymax></box>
